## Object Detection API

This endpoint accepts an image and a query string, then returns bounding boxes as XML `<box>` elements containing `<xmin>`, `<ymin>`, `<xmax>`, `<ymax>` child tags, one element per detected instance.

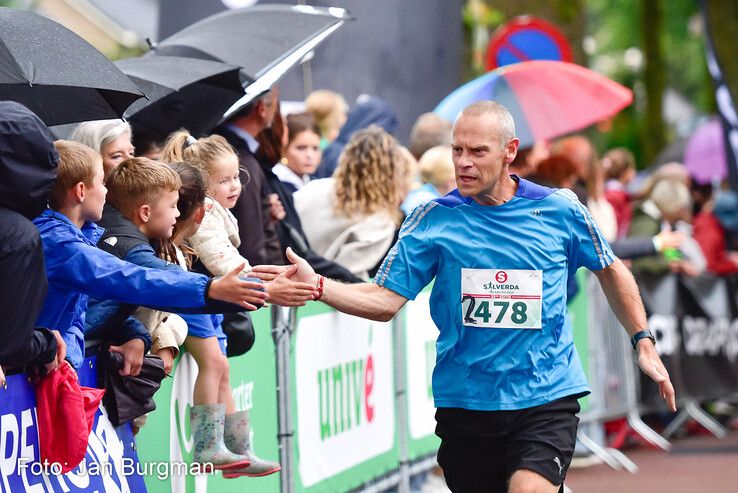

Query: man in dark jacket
<box><xmin>255</xmin><ymin>146</ymin><xmax>362</xmax><ymax>284</ymax></box>
<box><xmin>0</xmin><ymin>102</ymin><xmax>65</xmax><ymax>373</ymax></box>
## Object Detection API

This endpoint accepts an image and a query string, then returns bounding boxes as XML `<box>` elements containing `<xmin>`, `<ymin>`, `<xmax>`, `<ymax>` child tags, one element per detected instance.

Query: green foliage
<box><xmin>585</xmin><ymin>0</ymin><xmax>713</xmax><ymax>167</ymax></box>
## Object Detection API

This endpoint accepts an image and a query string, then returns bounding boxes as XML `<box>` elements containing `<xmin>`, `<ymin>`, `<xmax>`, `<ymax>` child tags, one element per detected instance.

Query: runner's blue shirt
<box><xmin>374</xmin><ymin>177</ymin><xmax>615</xmax><ymax>411</ymax></box>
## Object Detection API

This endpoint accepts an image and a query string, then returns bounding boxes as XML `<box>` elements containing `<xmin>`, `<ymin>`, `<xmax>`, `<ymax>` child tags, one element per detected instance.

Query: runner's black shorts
<box><xmin>435</xmin><ymin>394</ymin><xmax>582</xmax><ymax>493</ymax></box>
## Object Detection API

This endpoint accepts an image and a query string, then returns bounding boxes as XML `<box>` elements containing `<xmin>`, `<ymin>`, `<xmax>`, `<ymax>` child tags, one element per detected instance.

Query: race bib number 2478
<box><xmin>461</xmin><ymin>268</ymin><xmax>542</xmax><ymax>329</ymax></box>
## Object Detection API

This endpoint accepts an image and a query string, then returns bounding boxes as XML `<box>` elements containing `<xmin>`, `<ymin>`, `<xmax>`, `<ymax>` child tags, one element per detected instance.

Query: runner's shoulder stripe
<box><xmin>554</xmin><ymin>188</ymin><xmax>612</xmax><ymax>269</ymax></box>
<box><xmin>375</xmin><ymin>201</ymin><xmax>438</xmax><ymax>285</ymax></box>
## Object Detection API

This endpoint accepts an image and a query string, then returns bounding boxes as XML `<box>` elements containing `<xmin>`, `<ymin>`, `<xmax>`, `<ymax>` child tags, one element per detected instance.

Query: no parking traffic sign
<box><xmin>486</xmin><ymin>16</ymin><xmax>573</xmax><ymax>70</ymax></box>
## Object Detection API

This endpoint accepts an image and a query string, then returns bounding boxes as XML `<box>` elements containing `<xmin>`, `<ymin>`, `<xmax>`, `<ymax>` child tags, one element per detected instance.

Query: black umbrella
<box><xmin>0</xmin><ymin>7</ymin><xmax>144</xmax><ymax>126</ymax></box>
<box><xmin>114</xmin><ymin>55</ymin><xmax>245</xmax><ymax>138</ymax></box>
<box><xmin>152</xmin><ymin>4</ymin><xmax>350</xmax><ymax>116</ymax></box>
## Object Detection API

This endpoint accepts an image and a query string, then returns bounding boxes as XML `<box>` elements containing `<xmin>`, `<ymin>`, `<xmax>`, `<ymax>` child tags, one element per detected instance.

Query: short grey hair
<box><xmin>457</xmin><ymin>101</ymin><xmax>516</xmax><ymax>149</ymax></box>
<box><xmin>69</xmin><ymin>119</ymin><xmax>132</xmax><ymax>154</ymax></box>
<box><xmin>409</xmin><ymin>113</ymin><xmax>452</xmax><ymax>160</ymax></box>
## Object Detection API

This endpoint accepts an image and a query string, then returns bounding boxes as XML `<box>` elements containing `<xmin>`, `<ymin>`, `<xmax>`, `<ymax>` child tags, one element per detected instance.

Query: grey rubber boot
<box><xmin>191</xmin><ymin>404</ymin><xmax>251</xmax><ymax>471</ymax></box>
<box><xmin>221</xmin><ymin>410</ymin><xmax>281</xmax><ymax>478</ymax></box>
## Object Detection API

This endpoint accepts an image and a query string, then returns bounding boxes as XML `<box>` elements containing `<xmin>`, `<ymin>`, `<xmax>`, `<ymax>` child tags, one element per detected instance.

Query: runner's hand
<box><xmin>636</xmin><ymin>339</ymin><xmax>676</xmax><ymax>412</ymax></box>
<box><xmin>208</xmin><ymin>263</ymin><xmax>268</xmax><ymax>310</ymax></box>
<box><xmin>285</xmin><ymin>247</ymin><xmax>319</xmax><ymax>285</ymax></box>
<box><xmin>264</xmin><ymin>264</ymin><xmax>319</xmax><ymax>306</ymax></box>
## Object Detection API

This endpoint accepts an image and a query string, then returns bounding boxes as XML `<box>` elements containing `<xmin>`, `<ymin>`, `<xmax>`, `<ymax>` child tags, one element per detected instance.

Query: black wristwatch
<box><xmin>631</xmin><ymin>330</ymin><xmax>656</xmax><ymax>350</ymax></box>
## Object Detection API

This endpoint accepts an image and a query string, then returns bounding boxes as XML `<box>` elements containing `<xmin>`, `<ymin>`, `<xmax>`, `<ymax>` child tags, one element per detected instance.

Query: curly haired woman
<box><xmin>294</xmin><ymin>125</ymin><xmax>411</xmax><ymax>280</ymax></box>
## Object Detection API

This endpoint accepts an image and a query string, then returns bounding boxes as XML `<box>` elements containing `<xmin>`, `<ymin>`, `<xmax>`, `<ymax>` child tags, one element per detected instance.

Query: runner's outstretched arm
<box><xmin>285</xmin><ymin>247</ymin><xmax>407</xmax><ymax>322</ymax></box>
<box><xmin>593</xmin><ymin>258</ymin><xmax>677</xmax><ymax>412</ymax></box>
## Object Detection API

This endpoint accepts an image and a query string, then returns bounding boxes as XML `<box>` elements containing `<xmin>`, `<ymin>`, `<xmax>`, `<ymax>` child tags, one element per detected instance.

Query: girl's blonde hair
<box><xmin>159</xmin><ymin>129</ymin><xmax>244</xmax><ymax>186</ymax></box>
<box><xmin>333</xmin><ymin>125</ymin><xmax>406</xmax><ymax>222</ymax></box>
<box><xmin>418</xmin><ymin>145</ymin><xmax>454</xmax><ymax>189</ymax></box>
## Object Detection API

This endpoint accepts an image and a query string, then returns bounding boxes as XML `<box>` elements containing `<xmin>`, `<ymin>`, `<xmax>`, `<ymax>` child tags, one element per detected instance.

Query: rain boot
<box><xmin>191</xmin><ymin>404</ymin><xmax>251</xmax><ymax>471</ymax></box>
<box><xmin>221</xmin><ymin>410</ymin><xmax>281</xmax><ymax>478</ymax></box>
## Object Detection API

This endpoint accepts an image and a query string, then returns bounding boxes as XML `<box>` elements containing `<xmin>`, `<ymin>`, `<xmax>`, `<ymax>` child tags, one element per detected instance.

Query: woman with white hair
<box><xmin>69</xmin><ymin>119</ymin><xmax>135</xmax><ymax>175</ymax></box>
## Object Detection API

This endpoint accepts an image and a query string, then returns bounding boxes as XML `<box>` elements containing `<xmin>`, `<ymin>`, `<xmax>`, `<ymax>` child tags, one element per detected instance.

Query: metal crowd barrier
<box><xmin>576</xmin><ymin>273</ymin><xmax>670</xmax><ymax>474</ymax></box>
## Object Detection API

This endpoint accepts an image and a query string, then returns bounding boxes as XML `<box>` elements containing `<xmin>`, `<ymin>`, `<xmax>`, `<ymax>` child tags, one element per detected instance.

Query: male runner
<box><xmin>274</xmin><ymin>101</ymin><xmax>675</xmax><ymax>493</ymax></box>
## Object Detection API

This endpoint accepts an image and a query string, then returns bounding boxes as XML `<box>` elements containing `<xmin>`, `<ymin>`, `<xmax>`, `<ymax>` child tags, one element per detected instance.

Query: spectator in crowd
<box><xmin>554</xmin><ymin>135</ymin><xmax>617</xmax><ymax>241</ymax></box>
<box><xmin>304</xmin><ymin>89</ymin><xmax>348</xmax><ymax>149</ymax></box>
<box><xmin>550</xmin><ymin>136</ymin><xmax>592</xmax><ymax>204</ymax></box>
<box><xmin>213</xmin><ymin>89</ymin><xmax>283</xmax><ymax>265</ymax></box>
<box><xmin>509</xmin><ymin>140</ymin><xmax>550</xmax><ymax>178</ymax></box>
<box><xmin>295</xmin><ymin>126</ymin><xmax>409</xmax><ymax>279</ymax></box>
<box><xmin>629</xmin><ymin>177</ymin><xmax>706</xmax><ymax>277</ymax></box>
<box><xmin>408</xmin><ymin>112</ymin><xmax>452</xmax><ymax>161</ymax></box>
<box><xmin>131</xmin><ymin>125</ymin><xmax>165</xmax><ymax>161</ymax></box>
<box><xmin>313</xmin><ymin>95</ymin><xmax>398</xmax><ymax>179</ymax></box>
<box><xmin>401</xmin><ymin>145</ymin><xmax>455</xmax><ymax>215</ymax></box>
<box><xmin>529</xmin><ymin>154</ymin><xmax>580</xmax><ymax>190</ymax></box>
<box><xmin>530</xmin><ymin>154</ymin><xmax>685</xmax><ymax>295</ymax></box>
<box><xmin>0</xmin><ymin>101</ymin><xmax>66</xmax><ymax>376</ymax></box>
<box><xmin>272</xmin><ymin>112</ymin><xmax>322</xmax><ymax>193</ymax></box>
<box><xmin>603</xmin><ymin>147</ymin><xmax>637</xmax><ymax>238</ymax></box>
<box><xmin>160</xmin><ymin>130</ymin><xmax>317</xmax><ymax>307</ymax></box>
<box><xmin>33</xmin><ymin>140</ymin><xmax>267</xmax><ymax>371</ymax></box>
<box><xmin>693</xmin><ymin>187</ymin><xmax>738</xmax><ymax>275</ymax></box>
<box><xmin>70</xmin><ymin>119</ymin><xmax>135</xmax><ymax>176</ymax></box>
<box><xmin>254</xmin><ymin>106</ymin><xmax>362</xmax><ymax>283</ymax></box>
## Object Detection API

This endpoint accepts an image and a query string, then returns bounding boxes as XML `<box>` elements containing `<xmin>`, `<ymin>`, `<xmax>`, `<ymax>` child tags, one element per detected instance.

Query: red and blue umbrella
<box><xmin>434</xmin><ymin>60</ymin><xmax>633</xmax><ymax>148</ymax></box>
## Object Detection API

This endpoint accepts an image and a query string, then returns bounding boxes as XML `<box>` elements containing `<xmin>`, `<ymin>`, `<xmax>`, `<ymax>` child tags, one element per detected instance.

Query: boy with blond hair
<box><xmin>34</xmin><ymin>141</ymin><xmax>268</xmax><ymax>372</ymax></box>
<box><xmin>85</xmin><ymin>156</ymin><xmax>188</xmax><ymax>375</ymax></box>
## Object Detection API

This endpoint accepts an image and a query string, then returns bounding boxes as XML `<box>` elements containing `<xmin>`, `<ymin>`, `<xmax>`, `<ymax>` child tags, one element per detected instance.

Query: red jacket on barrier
<box><xmin>35</xmin><ymin>362</ymin><xmax>105</xmax><ymax>473</ymax></box>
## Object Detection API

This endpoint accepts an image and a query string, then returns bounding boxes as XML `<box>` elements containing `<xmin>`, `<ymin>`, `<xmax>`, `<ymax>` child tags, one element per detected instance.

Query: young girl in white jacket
<box><xmin>160</xmin><ymin>138</ymin><xmax>317</xmax><ymax>477</ymax></box>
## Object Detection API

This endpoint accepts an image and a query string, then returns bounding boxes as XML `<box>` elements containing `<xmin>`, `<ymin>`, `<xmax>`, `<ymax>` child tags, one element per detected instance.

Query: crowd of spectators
<box><xmin>2</xmin><ymin>84</ymin><xmax>737</xmax><ymax>479</ymax></box>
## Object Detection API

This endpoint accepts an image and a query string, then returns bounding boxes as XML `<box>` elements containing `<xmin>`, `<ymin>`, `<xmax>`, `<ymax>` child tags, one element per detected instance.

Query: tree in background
<box><xmin>703</xmin><ymin>0</ymin><xmax>738</xmax><ymax>102</ymax></box>
<box><xmin>462</xmin><ymin>0</ymin><xmax>715</xmax><ymax>169</ymax></box>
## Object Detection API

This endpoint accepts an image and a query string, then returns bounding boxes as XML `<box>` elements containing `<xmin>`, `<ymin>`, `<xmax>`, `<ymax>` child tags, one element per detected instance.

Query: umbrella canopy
<box><xmin>114</xmin><ymin>55</ymin><xmax>245</xmax><ymax>138</ymax></box>
<box><xmin>0</xmin><ymin>7</ymin><xmax>144</xmax><ymax>126</ymax></box>
<box><xmin>434</xmin><ymin>60</ymin><xmax>633</xmax><ymax>148</ymax></box>
<box><xmin>684</xmin><ymin>117</ymin><xmax>727</xmax><ymax>185</ymax></box>
<box><xmin>152</xmin><ymin>4</ymin><xmax>349</xmax><ymax>116</ymax></box>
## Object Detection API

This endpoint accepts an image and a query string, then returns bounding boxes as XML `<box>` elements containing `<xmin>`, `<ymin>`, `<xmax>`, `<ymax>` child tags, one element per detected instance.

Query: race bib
<box><xmin>461</xmin><ymin>268</ymin><xmax>542</xmax><ymax>329</ymax></box>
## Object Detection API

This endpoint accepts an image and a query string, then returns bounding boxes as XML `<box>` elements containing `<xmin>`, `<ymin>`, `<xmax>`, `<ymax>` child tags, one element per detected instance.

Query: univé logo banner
<box><xmin>295</xmin><ymin>311</ymin><xmax>395</xmax><ymax>487</ymax></box>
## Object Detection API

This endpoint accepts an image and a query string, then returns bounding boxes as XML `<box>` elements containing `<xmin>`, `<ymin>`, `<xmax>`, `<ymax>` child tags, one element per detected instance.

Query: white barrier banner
<box><xmin>295</xmin><ymin>312</ymin><xmax>395</xmax><ymax>487</ymax></box>
<box><xmin>404</xmin><ymin>292</ymin><xmax>439</xmax><ymax>440</ymax></box>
